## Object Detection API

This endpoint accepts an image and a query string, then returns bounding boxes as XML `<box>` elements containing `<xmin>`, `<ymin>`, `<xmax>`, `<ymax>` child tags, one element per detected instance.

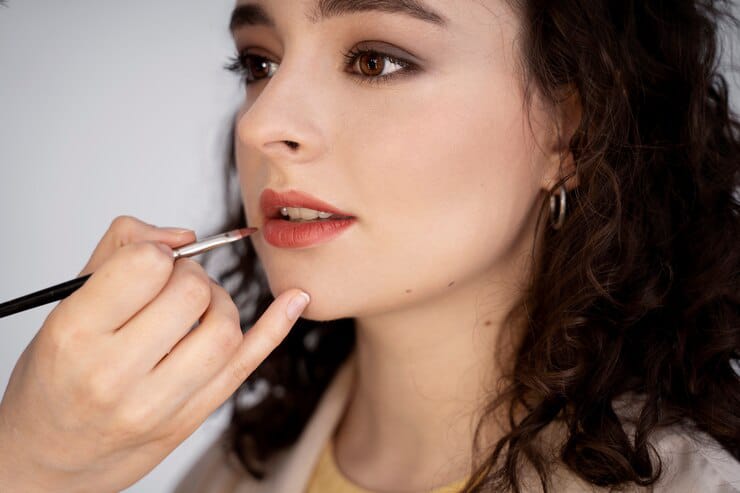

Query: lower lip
<box><xmin>262</xmin><ymin>217</ymin><xmax>356</xmax><ymax>248</ymax></box>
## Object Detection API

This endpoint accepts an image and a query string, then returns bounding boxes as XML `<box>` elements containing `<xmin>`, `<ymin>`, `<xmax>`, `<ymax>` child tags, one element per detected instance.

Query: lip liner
<box><xmin>0</xmin><ymin>227</ymin><xmax>258</xmax><ymax>319</ymax></box>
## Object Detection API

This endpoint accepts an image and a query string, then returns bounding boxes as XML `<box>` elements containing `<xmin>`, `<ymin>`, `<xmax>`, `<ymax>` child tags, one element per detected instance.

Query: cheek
<box><xmin>342</xmin><ymin>71</ymin><xmax>543</xmax><ymax>300</ymax></box>
<box><xmin>234</xmin><ymin>118</ymin><xmax>268</xmax><ymax>229</ymax></box>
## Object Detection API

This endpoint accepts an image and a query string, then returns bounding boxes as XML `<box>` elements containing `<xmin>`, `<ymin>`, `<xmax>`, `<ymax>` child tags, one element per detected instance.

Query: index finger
<box><xmin>172</xmin><ymin>289</ymin><xmax>310</xmax><ymax>428</ymax></box>
<box><xmin>78</xmin><ymin>215</ymin><xmax>195</xmax><ymax>277</ymax></box>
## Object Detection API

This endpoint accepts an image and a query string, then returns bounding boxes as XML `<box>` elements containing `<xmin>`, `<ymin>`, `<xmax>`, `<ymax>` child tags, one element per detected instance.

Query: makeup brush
<box><xmin>0</xmin><ymin>227</ymin><xmax>258</xmax><ymax>319</ymax></box>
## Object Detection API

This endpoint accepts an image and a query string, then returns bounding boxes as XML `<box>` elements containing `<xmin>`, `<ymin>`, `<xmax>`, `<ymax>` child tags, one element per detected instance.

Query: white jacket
<box><xmin>172</xmin><ymin>352</ymin><xmax>740</xmax><ymax>492</ymax></box>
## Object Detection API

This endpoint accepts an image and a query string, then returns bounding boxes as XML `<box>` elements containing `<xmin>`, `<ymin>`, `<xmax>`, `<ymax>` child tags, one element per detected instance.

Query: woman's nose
<box><xmin>235</xmin><ymin>59</ymin><xmax>327</xmax><ymax>164</ymax></box>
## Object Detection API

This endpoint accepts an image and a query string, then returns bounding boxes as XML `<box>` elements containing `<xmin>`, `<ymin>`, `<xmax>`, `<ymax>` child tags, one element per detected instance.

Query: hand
<box><xmin>0</xmin><ymin>215</ymin><xmax>309</xmax><ymax>492</ymax></box>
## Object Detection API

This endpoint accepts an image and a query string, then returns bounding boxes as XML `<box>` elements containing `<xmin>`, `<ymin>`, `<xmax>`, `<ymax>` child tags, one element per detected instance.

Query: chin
<box><xmin>296</xmin><ymin>305</ymin><xmax>341</xmax><ymax>323</ymax></box>
<box><xmin>264</xmin><ymin>280</ymin><xmax>353</xmax><ymax>322</ymax></box>
<box><xmin>295</xmin><ymin>300</ymin><xmax>359</xmax><ymax>323</ymax></box>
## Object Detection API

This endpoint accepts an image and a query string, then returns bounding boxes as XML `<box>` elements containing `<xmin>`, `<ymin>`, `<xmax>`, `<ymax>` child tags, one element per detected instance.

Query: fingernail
<box><xmin>162</xmin><ymin>227</ymin><xmax>194</xmax><ymax>235</ymax></box>
<box><xmin>286</xmin><ymin>291</ymin><xmax>310</xmax><ymax>321</ymax></box>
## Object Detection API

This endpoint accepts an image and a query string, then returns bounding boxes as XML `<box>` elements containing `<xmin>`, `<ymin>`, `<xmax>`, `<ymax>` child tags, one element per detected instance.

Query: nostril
<box><xmin>284</xmin><ymin>140</ymin><xmax>299</xmax><ymax>150</ymax></box>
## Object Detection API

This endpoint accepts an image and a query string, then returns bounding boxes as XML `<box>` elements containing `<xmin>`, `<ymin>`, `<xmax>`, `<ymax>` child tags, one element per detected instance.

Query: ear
<box><xmin>540</xmin><ymin>84</ymin><xmax>582</xmax><ymax>193</ymax></box>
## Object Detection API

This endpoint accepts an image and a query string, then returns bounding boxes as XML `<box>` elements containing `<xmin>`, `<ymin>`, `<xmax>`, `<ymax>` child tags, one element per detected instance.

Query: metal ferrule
<box><xmin>172</xmin><ymin>230</ymin><xmax>242</xmax><ymax>260</ymax></box>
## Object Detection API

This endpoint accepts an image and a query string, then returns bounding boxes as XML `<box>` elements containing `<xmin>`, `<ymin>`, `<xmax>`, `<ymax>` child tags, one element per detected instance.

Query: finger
<box><xmin>55</xmin><ymin>241</ymin><xmax>175</xmax><ymax>335</ymax></box>
<box><xmin>138</xmin><ymin>282</ymin><xmax>242</xmax><ymax>416</ymax></box>
<box><xmin>78</xmin><ymin>215</ymin><xmax>195</xmax><ymax>277</ymax></box>
<box><xmin>112</xmin><ymin>258</ymin><xmax>212</xmax><ymax>375</ymax></box>
<box><xmin>172</xmin><ymin>289</ymin><xmax>310</xmax><ymax>428</ymax></box>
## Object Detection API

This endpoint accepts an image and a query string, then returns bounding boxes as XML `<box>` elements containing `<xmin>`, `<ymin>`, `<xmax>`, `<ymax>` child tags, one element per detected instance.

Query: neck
<box><xmin>333</xmin><ymin>246</ymin><xmax>535</xmax><ymax>491</ymax></box>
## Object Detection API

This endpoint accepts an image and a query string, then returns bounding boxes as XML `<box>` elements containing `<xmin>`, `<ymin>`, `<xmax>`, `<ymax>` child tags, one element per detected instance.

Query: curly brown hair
<box><xmin>201</xmin><ymin>0</ymin><xmax>740</xmax><ymax>490</ymax></box>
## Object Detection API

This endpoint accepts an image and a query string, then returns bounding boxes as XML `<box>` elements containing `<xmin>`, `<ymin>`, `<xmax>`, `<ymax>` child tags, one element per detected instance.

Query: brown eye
<box><xmin>357</xmin><ymin>52</ymin><xmax>385</xmax><ymax>77</ymax></box>
<box><xmin>247</xmin><ymin>56</ymin><xmax>272</xmax><ymax>80</ymax></box>
<box><xmin>342</xmin><ymin>48</ymin><xmax>417</xmax><ymax>85</ymax></box>
<box><xmin>224</xmin><ymin>52</ymin><xmax>279</xmax><ymax>85</ymax></box>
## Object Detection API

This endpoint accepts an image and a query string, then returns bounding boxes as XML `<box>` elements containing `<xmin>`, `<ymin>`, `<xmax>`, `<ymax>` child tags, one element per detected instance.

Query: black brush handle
<box><xmin>0</xmin><ymin>228</ymin><xmax>257</xmax><ymax>320</ymax></box>
<box><xmin>0</xmin><ymin>274</ymin><xmax>92</xmax><ymax>319</ymax></box>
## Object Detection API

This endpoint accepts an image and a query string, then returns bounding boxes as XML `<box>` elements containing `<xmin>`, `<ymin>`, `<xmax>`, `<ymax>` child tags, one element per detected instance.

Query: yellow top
<box><xmin>306</xmin><ymin>438</ymin><xmax>468</xmax><ymax>493</ymax></box>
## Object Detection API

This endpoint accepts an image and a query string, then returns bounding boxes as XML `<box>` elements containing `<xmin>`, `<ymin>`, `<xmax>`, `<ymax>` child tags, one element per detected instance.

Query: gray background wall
<box><xmin>1</xmin><ymin>1</ymin><xmax>738</xmax><ymax>492</ymax></box>
<box><xmin>0</xmin><ymin>1</ymin><xmax>238</xmax><ymax>491</ymax></box>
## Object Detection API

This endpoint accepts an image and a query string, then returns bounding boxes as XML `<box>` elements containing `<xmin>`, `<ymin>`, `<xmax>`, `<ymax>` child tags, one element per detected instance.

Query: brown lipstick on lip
<box><xmin>0</xmin><ymin>227</ymin><xmax>259</xmax><ymax>319</ymax></box>
<box><xmin>258</xmin><ymin>188</ymin><xmax>358</xmax><ymax>248</ymax></box>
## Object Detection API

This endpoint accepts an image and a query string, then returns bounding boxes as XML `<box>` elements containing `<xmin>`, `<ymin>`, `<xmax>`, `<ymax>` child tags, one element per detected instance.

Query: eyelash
<box><xmin>224</xmin><ymin>47</ymin><xmax>418</xmax><ymax>87</ymax></box>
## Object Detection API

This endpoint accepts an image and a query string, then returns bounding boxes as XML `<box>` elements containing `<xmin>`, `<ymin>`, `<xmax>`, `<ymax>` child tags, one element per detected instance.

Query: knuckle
<box><xmin>213</xmin><ymin>316</ymin><xmax>243</xmax><ymax>353</ymax></box>
<box><xmin>212</xmin><ymin>284</ymin><xmax>240</xmax><ymax>325</ymax></box>
<box><xmin>230</xmin><ymin>359</ymin><xmax>253</xmax><ymax>384</ymax></box>
<box><xmin>42</xmin><ymin>309</ymin><xmax>90</xmax><ymax>356</ymax></box>
<box><xmin>115</xmin><ymin>403</ymin><xmax>158</xmax><ymax>437</ymax></box>
<box><xmin>42</xmin><ymin>308</ymin><xmax>72</xmax><ymax>345</ymax></box>
<box><xmin>126</xmin><ymin>242</ymin><xmax>172</xmax><ymax>274</ymax></box>
<box><xmin>179</xmin><ymin>268</ymin><xmax>212</xmax><ymax>310</ymax></box>
<box><xmin>109</xmin><ymin>215</ymin><xmax>141</xmax><ymax>237</ymax></box>
<box><xmin>44</xmin><ymin>320</ymin><xmax>79</xmax><ymax>354</ymax></box>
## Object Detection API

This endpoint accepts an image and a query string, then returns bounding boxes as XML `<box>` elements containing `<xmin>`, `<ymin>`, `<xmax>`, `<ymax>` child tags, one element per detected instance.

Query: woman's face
<box><xmin>231</xmin><ymin>0</ymin><xmax>563</xmax><ymax>321</ymax></box>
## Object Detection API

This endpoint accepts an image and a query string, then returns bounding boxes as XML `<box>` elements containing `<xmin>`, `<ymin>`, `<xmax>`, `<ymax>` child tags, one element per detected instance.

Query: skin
<box><xmin>0</xmin><ymin>217</ymin><xmax>311</xmax><ymax>492</ymax></box>
<box><xmin>233</xmin><ymin>0</ymin><xmax>580</xmax><ymax>490</ymax></box>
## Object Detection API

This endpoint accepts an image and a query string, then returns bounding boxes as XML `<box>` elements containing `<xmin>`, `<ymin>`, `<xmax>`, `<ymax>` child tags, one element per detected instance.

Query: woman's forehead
<box><xmin>229</xmin><ymin>0</ymin><xmax>512</xmax><ymax>34</ymax></box>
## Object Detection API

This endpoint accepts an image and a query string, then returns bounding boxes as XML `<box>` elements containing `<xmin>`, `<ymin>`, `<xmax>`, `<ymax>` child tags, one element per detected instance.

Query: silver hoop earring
<box><xmin>549</xmin><ymin>184</ymin><xmax>567</xmax><ymax>230</ymax></box>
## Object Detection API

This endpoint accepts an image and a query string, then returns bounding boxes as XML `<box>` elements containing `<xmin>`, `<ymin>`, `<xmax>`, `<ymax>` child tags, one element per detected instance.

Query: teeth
<box><xmin>279</xmin><ymin>207</ymin><xmax>336</xmax><ymax>221</ymax></box>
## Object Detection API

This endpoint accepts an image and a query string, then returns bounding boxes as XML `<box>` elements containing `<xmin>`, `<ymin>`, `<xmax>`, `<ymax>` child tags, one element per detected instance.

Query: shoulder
<box><xmin>615</xmin><ymin>393</ymin><xmax>740</xmax><ymax>491</ymax></box>
<box><xmin>543</xmin><ymin>424</ymin><xmax>739</xmax><ymax>493</ymax></box>
<box><xmin>538</xmin><ymin>394</ymin><xmax>740</xmax><ymax>493</ymax></box>
<box><xmin>648</xmin><ymin>424</ymin><xmax>740</xmax><ymax>492</ymax></box>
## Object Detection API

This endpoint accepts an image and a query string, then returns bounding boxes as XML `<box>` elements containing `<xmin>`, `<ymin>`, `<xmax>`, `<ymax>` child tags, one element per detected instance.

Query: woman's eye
<box><xmin>341</xmin><ymin>49</ymin><xmax>417</xmax><ymax>85</ymax></box>
<box><xmin>224</xmin><ymin>53</ymin><xmax>279</xmax><ymax>85</ymax></box>
<box><xmin>224</xmin><ymin>47</ymin><xmax>418</xmax><ymax>87</ymax></box>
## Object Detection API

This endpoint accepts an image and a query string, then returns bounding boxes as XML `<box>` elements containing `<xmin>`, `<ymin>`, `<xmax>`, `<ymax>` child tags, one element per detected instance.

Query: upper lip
<box><xmin>260</xmin><ymin>188</ymin><xmax>355</xmax><ymax>220</ymax></box>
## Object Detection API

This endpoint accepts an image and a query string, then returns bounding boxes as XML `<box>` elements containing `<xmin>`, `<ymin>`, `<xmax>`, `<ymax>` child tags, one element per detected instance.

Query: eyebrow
<box><xmin>229</xmin><ymin>0</ymin><xmax>449</xmax><ymax>33</ymax></box>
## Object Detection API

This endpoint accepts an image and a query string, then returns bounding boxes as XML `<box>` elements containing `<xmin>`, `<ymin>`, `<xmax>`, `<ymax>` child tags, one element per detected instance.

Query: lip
<box><xmin>258</xmin><ymin>188</ymin><xmax>357</xmax><ymax>249</ymax></box>
<box><xmin>259</xmin><ymin>188</ymin><xmax>355</xmax><ymax>220</ymax></box>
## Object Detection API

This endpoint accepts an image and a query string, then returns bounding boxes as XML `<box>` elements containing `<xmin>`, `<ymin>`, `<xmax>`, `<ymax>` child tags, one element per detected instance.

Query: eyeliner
<box><xmin>0</xmin><ymin>227</ymin><xmax>258</xmax><ymax>319</ymax></box>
